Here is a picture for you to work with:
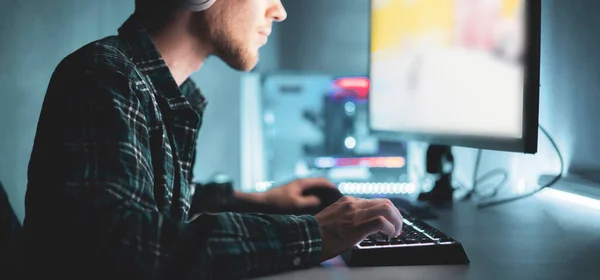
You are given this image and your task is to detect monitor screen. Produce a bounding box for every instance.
[369,0,539,153]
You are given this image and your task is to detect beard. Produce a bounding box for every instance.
[212,33,258,72]
[190,12,258,72]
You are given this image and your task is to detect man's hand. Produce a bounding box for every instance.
[315,196,403,262]
[260,178,337,210]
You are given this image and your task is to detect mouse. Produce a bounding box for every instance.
[297,186,344,215]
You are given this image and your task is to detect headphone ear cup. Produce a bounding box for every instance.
[181,0,216,11]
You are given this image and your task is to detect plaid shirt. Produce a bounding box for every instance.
[21,15,322,279]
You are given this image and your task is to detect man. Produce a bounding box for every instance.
[20,0,403,279]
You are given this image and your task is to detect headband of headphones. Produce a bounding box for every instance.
[180,0,216,11]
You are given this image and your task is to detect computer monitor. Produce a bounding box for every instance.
[368,0,541,154]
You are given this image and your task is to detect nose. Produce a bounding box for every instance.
[270,0,288,22]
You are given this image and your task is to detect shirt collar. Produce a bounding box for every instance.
[117,14,208,113]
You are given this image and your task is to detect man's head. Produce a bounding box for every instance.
[135,0,287,71]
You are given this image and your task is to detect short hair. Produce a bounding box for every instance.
[134,0,179,31]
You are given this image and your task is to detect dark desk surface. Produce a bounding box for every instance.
[255,189,600,280]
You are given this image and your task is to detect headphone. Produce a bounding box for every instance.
[180,0,216,11]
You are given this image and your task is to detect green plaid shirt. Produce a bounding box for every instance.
[21,15,322,279]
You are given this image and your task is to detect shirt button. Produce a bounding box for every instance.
[293,257,301,266]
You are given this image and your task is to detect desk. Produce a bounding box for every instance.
[255,190,600,280]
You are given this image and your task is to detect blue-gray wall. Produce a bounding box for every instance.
[2,0,600,220]
[277,0,370,76]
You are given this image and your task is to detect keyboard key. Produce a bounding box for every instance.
[360,241,375,246]
[439,237,453,243]
[390,239,404,245]
[404,238,418,244]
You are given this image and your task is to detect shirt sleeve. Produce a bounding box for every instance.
[189,182,274,215]
[190,182,236,214]
[40,59,323,279]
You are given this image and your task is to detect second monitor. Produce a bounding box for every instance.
[368,0,541,154]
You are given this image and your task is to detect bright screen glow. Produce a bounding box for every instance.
[370,0,526,139]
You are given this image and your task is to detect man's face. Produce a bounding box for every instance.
[195,0,287,71]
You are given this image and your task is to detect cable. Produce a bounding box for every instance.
[477,125,564,209]
[472,149,483,192]
[460,149,510,201]
[473,168,509,199]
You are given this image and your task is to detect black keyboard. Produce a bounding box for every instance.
[341,211,470,267]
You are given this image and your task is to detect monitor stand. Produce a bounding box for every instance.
[417,144,455,208]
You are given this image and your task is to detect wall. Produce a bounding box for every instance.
[0,0,244,221]
[539,0,600,180]
[0,0,129,221]
[278,0,370,76]
[191,58,242,185]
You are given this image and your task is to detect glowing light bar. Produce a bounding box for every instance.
[314,157,406,169]
[537,188,600,211]
[334,77,370,89]
[253,181,417,195]
[331,77,370,100]
[314,157,336,168]
[338,182,416,195]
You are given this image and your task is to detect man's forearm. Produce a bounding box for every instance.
[228,190,283,214]
[60,183,322,279]
[233,190,267,204]
[195,212,323,279]
[191,183,275,214]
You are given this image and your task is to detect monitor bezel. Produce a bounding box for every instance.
[367,0,541,154]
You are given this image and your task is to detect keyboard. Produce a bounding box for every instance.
[341,211,470,267]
